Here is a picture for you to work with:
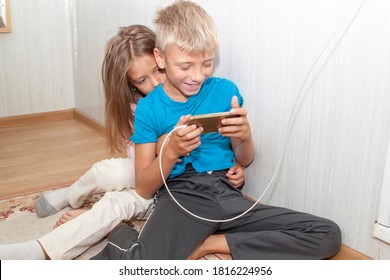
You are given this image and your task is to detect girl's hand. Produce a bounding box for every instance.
[226,162,245,189]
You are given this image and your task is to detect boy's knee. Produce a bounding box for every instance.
[319,220,342,258]
[329,221,342,251]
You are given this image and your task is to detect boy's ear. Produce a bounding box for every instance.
[154,48,166,69]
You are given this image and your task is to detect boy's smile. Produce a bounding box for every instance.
[154,44,215,102]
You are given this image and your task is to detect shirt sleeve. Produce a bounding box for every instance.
[130,99,159,144]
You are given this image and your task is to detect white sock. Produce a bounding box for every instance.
[35,187,70,217]
[43,187,70,210]
[0,240,45,260]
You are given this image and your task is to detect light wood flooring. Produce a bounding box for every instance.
[0,114,124,199]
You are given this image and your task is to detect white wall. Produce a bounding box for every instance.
[0,0,75,117]
[72,0,173,124]
[378,136,390,227]
[1,0,390,259]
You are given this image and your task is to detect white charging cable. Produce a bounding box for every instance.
[158,0,366,223]
[158,125,259,223]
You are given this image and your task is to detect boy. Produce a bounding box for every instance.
[93,0,341,260]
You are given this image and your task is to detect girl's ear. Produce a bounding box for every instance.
[154,48,165,69]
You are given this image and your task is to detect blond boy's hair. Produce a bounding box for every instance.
[154,0,219,54]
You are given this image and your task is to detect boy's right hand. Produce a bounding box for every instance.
[167,115,203,158]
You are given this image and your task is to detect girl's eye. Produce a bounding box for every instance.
[136,78,146,85]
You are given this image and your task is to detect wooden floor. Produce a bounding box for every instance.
[0,116,124,199]
[0,112,371,259]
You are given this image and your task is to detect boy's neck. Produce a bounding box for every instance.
[162,82,191,102]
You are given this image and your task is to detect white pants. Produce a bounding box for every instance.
[38,158,153,260]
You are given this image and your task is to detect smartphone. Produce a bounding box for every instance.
[187,112,239,134]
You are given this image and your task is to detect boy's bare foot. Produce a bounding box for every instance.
[53,209,88,229]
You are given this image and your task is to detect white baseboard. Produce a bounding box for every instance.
[373,223,390,245]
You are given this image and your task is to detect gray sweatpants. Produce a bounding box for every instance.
[92,166,341,260]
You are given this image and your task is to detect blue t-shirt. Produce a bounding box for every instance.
[131,77,243,178]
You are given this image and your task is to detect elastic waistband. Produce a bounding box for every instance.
[173,163,228,178]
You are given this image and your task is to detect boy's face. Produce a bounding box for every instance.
[154,44,215,101]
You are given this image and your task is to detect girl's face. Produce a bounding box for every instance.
[127,54,166,95]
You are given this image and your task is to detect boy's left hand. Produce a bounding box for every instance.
[218,96,252,142]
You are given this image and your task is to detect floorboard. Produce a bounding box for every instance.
[0,118,124,199]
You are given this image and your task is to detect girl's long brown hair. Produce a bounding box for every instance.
[102,25,156,153]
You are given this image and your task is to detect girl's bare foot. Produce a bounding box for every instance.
[53,209,88,229]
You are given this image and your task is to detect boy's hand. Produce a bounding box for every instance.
[156,134,181,162]
[226,162,245,189]
[167,115,203,158]
[218,96,252,142]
